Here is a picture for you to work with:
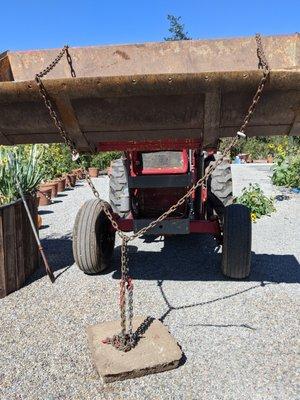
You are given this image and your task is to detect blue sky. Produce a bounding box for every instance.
[1,0,299,51]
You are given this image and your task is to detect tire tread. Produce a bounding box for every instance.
[72,199,115,274]
[222,204,252,279]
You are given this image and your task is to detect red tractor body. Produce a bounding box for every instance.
[100,138,221,237]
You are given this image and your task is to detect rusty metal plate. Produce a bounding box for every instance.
[1,34,299,82]
[0,34,299,149]
[133,218,190,235]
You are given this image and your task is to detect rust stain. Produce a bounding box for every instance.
[114,50,130,60]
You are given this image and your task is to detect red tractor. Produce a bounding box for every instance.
[72,143,251,279]
[0,34,299,281]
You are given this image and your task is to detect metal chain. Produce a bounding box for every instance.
[239,34,270,133]
[255,33,269,70]
[35,34,270,352]
[35,46,79,161]
[102,236,135,352]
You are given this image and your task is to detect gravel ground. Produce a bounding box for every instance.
[0,165,299,400]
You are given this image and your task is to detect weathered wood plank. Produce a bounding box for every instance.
[29,196,39,275]
[0,197,39,297]
[22,197,33,279]
[0,209,6,298]
[15,202,25,289]
[3,204,17,295]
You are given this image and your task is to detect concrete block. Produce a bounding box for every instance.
[87,316,182,382]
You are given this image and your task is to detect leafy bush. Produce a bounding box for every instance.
[219,136,298,160]
[90,152,121,169]
[36,144,70,180]
[236,184,276,222]
[37,144,121,176]
[272,153,300,188]
[0,145,44,205]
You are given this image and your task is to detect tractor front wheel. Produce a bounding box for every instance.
[73,199,115,274]
[221,204,252,279]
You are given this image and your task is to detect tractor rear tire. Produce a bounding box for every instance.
[73,199,115,274]
[109,158,130,217]
[210,156,233,207]
[222,204,252,279]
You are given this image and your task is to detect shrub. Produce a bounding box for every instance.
[236,183,276,222]
[90,152,121,169]
[272,153,300,188]
[37,144,73,180]
[37,144,121,175]
[219,136,296,160]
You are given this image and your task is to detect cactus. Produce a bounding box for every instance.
[0,145,44,205]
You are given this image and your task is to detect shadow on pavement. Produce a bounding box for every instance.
[38,210,54,215]
[26,233,299,286]
[24,234,74,285]
[111,234,300,284]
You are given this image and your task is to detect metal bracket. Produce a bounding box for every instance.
[128,173,192,189]
[134,218,190,235]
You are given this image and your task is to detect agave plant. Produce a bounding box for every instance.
[0,145,45,205]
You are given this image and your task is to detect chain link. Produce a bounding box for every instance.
[35,46,79,161]
[239,34,270,133]
[35,34,270,351]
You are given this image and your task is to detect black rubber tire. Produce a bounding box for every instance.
[72,199,115,274]
[109,158,130,217]
[222,204,252,279]
[210,156,233,207]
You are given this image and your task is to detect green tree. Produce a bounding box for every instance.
[164,15,191,41]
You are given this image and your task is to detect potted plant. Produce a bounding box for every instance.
[87,152,121,177]
[38,187,52,206]
[72,168,85,180]
[0,145,44,297]
[39,181,59,198]
[0,145,45,204]
[53,167,68,192]
[88,165,100,177]
[55,176,66,192]
[37,143,73,192]
[66,172,77,187]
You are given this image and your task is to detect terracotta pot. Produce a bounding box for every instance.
[88,167,99,178]
[253,159,268,164]
[37,188,52,206]
[55,177,66,192]
[78,169,85,179]
[72,168,84,180]
[267,155,274,164]
[37,215,43,229]
[39,182,58,198]
[63,174,71,187]
[35,195,40,208]
[69,174,77,187]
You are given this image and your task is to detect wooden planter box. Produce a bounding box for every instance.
[0,196,39,298]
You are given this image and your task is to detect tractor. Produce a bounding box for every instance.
[0,33,299,280]
[72,145,249,278]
